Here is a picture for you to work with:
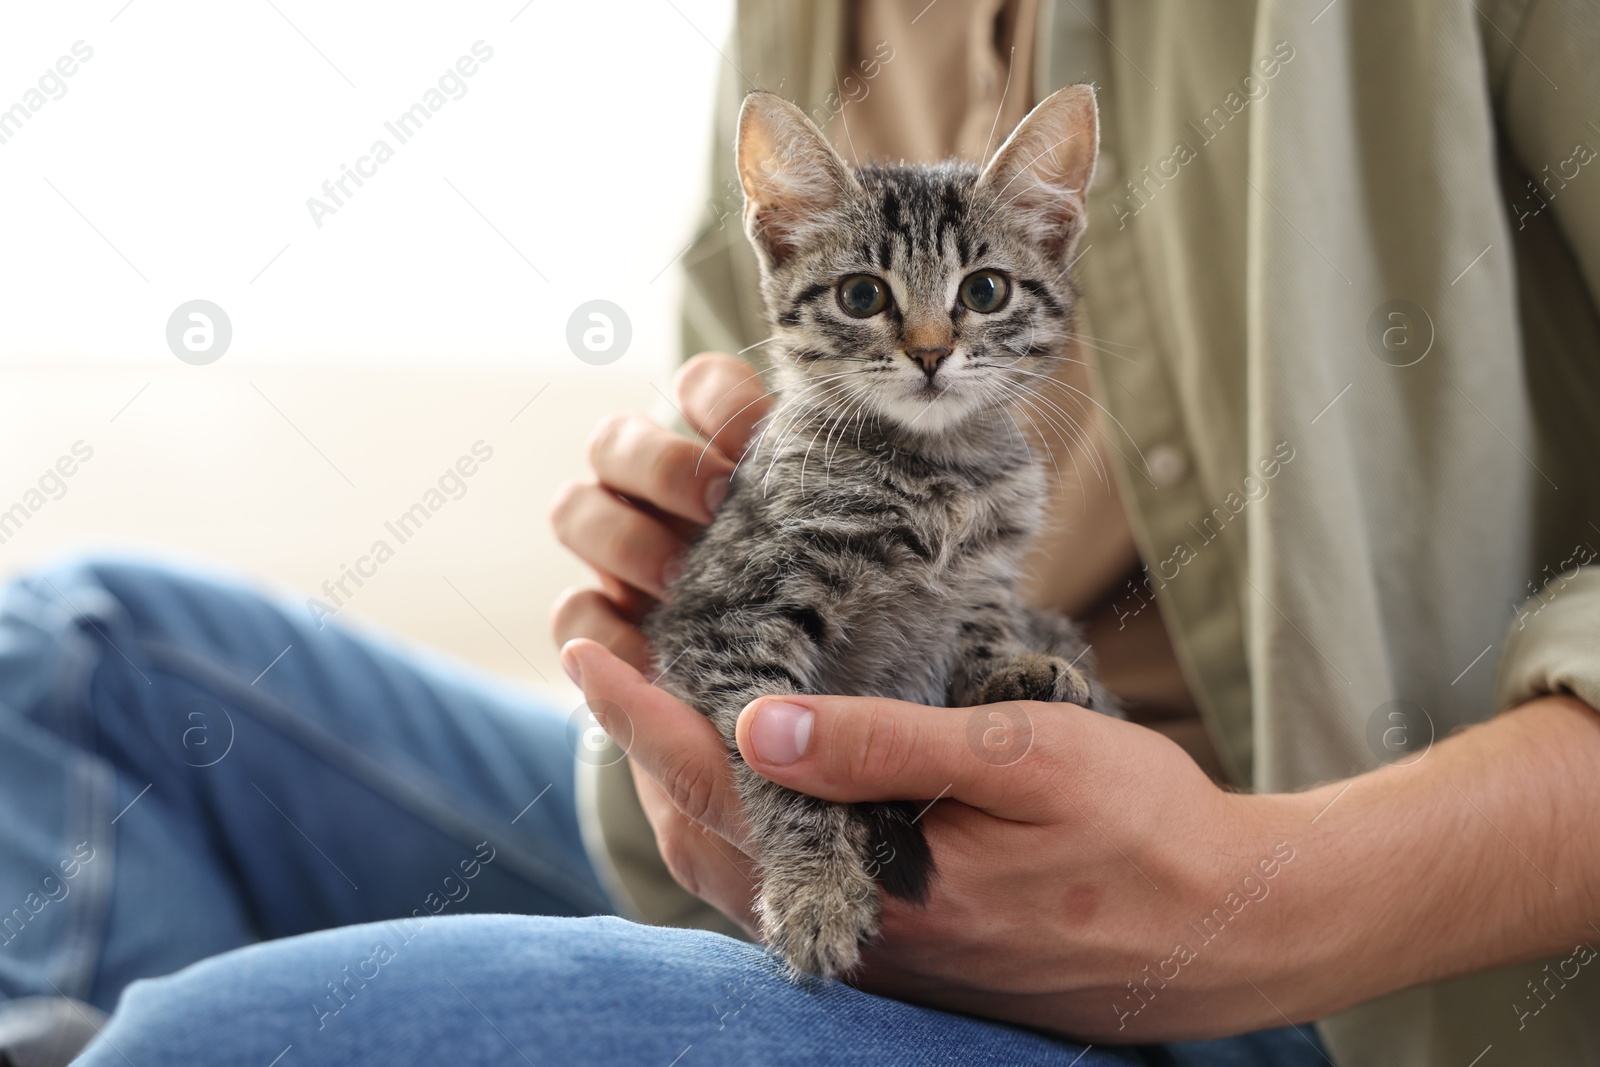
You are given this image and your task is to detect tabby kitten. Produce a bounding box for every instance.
[644,85,1114,979]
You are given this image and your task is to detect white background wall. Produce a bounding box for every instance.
[0,0,737,693]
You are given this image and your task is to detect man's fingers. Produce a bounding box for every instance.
[558,630,760,933]
[676,353,771,460]
[588,412,734,525]
[549,480,685,598]
[549,587,653,674]
[593,572,657,626]
[629,762,759,936]
[560,638,752,848]
[734,695,1079,821]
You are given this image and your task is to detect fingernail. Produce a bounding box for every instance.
[704,476,730,515]
[661,555,684,589]
[751,701,813,766]
[560,645,583,688]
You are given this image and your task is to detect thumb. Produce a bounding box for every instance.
[734,695,1064,821]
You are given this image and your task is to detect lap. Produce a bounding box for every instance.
[74,915,1139,1067]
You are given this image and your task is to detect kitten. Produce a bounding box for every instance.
[644,85,1115,979]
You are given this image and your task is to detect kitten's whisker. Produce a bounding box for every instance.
[1063,334,1137,365]
[983,379,1069,497]
[993,378,1089,503]
[986,374,1076,450]
[757,379,861,495]
[754,380,849,465]
[768,373,862,438]
[990,390,1035,464]
[1016,393,1097,497]
[833,62,862,168]
[986,374,1104,490]
[995,382,1093,501]
[727,369,862,477]
[1070,331,1143,352]
[765,368,882,493]
[696,387,784,475]
[763,408,825,494]
[688,347,810,476]
[813,381,869,488]
[1003,378,1109,485]
[902,397,939,429]
[972,317,1089,372]
[1017,399,1094,505]
[735,335,784,356]
[737,390,826,487]
[1000,367,1150,475]
[971,345,1090,371]
[835,381,880,471]
[821,382,869,478]
[844,393,875,466]
[798,392,849,492]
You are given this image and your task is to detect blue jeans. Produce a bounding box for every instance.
[0,556,1328,1066]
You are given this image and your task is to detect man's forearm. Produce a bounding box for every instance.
[1256,695,1600,1020]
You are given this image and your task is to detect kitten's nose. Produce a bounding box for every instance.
[906,346,952,378]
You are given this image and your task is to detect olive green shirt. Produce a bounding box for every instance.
[577,2,1600,1063]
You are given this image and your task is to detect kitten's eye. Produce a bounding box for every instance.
[837,275,889,318]
[959,270,1010,314]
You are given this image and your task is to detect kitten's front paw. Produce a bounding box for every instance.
[758,862,880,980]
[976,653,1093,706]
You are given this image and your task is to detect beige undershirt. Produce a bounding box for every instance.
[833,0,1219,776]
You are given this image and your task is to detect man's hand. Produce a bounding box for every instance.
[559,638,1310,1040]
[560,639,1600,1044]
[548,351,769,671]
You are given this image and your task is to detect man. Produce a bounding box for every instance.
[552,1,1600,1065]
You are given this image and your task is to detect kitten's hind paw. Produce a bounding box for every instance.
[757,863,880,980]
[976,653,1094,706]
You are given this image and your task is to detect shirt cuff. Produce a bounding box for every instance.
[1493,564,1600,713]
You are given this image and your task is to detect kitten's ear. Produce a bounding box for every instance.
[977,84,1099,261]
[736,90,855,267]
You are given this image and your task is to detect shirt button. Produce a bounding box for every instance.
[1147,444,1188,487]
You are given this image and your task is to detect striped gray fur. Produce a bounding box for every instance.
[644,86,1115,979]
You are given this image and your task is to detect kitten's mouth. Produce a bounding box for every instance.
[912,380,947,400]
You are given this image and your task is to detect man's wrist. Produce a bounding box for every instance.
[1237,695,1600,1022]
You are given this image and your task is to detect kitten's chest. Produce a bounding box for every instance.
[799,467,1040,704]
[900,465,1042,569]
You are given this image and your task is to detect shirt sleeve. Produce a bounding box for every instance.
[1496,566,1600,712]
[1485,0,1600,712]
[1482,0,1600,300]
